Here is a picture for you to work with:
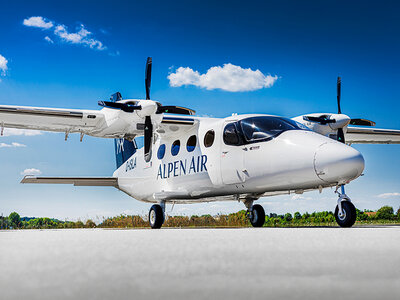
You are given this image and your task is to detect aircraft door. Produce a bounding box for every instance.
[220,122,246,184]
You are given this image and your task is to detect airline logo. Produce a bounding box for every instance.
[116,138,124,154]
[157,155,207,179]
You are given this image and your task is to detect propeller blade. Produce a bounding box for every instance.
[98,101,141,113]
[144,116,153,162]
[157,105,196,115]
[110,92,122,102]
[337,77,341,114]
[337,127,345,143]
[350,118,376,126]
[145,57,152,100]
[303,115,336,125]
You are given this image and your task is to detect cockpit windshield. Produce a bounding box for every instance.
[239,116,308,142]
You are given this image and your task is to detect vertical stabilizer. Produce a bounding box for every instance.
[114,138,136,169]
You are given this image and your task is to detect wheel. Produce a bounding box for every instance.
[249,204,265,227]
[334,201,356,227]
[149,204,164,229]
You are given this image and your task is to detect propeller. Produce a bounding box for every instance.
[336,77,346,143]
[303,115,336,125]
[145,57,152,100]
[98,100,141,112]
[98,57,196,161]
[144,116,153,162]
[110,92,122,102]
[304,77,375,143]
[143,57,153,161]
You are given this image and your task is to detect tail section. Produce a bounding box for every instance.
[114,138,136,169]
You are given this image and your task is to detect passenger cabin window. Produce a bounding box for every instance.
[171,140,181,156]
[186,135,197,152]
[204,130,215,148]
[223,123,240,145]
[157,144,166,159]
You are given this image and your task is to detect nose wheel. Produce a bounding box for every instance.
[243,199,265,227]
[334,186,357,227]
[149,203,165,229]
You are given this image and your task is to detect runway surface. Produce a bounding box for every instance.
[1,227,400,300]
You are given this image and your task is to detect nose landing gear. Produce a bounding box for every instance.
[334,186,357,227]
[243,199,265,227]
[149,202,165,229]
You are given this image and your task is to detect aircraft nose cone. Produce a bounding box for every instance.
[314,142,365,184]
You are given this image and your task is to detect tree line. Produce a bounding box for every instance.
[1,206,400,229]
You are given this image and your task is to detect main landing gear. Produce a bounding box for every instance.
[244,199,265,227]
[334,185,357,228]
[149,202,165,229]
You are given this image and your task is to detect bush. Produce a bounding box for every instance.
[85,219,96,228]
[8,212,21,229]
[284,213,293,222]
[376,206,394,220]
[356,209,368,221]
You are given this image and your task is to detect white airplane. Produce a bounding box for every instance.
[1,58,399,228]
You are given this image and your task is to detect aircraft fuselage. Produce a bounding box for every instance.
[114,114,365,203]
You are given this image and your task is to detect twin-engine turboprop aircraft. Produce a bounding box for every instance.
[1,58,399,228]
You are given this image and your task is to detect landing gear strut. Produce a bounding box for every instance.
[149,202,165,229]
[334,185,357,227]
[244,199,265,227]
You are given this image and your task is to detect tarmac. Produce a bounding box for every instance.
[1,227,400,300]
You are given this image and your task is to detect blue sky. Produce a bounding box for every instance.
[0,0,399,220]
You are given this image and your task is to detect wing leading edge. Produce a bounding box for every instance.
[346,127,400,144]
[0,104,105,135]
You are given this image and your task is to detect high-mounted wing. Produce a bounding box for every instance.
[346,127,400,144]
[21,176,118,187]
[0,105,106,137]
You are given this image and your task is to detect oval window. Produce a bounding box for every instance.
[204,130,215,148]
[171,140,181,156]
[186,135,197,152]
[157,144,166,159]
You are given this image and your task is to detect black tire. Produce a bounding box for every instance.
[250,204,265,227]
[334,201,356,228]
[149,204,164,229]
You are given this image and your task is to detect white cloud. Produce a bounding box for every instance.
[21,168,42,176]
[168,63,278,92]
[291,194,313,201]
[2,128,42,137]
[23,16,53,29]
[377,192,400,199]
[54,24,106,50]
[23,16,106,51]
[0,54,8,76]
[0,142,26,148]
[44,36,54,43]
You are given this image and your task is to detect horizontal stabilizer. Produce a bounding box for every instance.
[21,176,118,187]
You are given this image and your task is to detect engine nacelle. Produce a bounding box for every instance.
[292,113,350,139]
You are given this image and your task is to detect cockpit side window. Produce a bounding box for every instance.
[223,123,240,145]
[239,116,300,143]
